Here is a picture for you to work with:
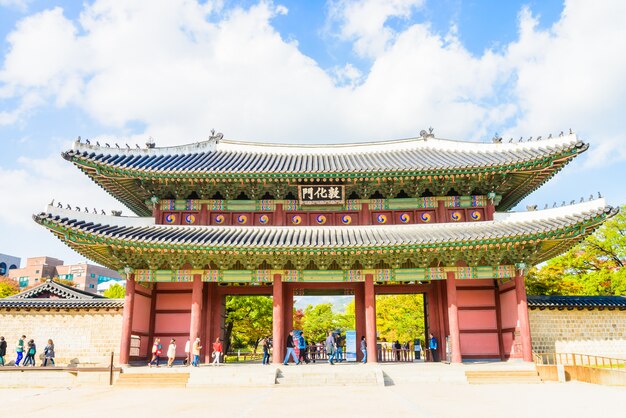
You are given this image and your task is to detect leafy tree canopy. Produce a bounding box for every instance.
[225,296,273,352]
[103,283,126,298]
[526,205,626,296]
[0,276,20,298]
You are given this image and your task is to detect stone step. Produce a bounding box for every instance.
[116,372,190,387]
[465,370,542,384]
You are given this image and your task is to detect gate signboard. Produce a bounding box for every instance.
[298,185,345,205]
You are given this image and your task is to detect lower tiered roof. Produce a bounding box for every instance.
[33,199,616,272]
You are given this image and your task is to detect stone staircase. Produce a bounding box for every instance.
[465,370,542,384]
[380,363,468,385]
[115,372,190,388]
[275,365,383,386]
[186,365,276,387]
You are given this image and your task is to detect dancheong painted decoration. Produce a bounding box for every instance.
[35,131,617,365]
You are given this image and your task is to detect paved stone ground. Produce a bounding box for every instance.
[0,380,622,418]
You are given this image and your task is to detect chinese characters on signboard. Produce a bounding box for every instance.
[298,185,345,205]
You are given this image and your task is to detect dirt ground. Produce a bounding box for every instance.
[0,380,623,418]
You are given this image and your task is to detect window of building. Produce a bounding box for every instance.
[89,284,95,289]
[35,270,40,274]
[91,273,96,278]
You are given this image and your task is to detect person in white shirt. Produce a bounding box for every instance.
[184,338,191,366]
[167,339,177,367]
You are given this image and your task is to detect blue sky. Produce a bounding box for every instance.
[1,0,626,269]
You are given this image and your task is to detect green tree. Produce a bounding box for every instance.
[103,283,126,298]
[224,296,273,353]
[0,276,20,298]
[526,205,626,296]
[376,294,425,343]
[301,303,338,343]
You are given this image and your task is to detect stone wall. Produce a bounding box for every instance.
[529,308,626,359]
[0,309,123,366]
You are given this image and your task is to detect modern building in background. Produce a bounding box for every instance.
[8,257,122,293]
[0,253,20,276]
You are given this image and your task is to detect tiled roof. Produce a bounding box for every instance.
[10,279,106,300]
[0,299,124,309]
[63,134,586,175]
[527,295,626,309]
[34,199,614,250]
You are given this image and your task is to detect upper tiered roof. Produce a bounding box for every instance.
[33,199,616,271]
[62,133,588,215]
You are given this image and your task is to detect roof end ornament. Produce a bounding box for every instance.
[146,137,156,149]
[209,129,224,144]
[419,127,434,140]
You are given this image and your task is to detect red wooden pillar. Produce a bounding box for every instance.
[203,282,215,363]
[272,273,285,363]
[190,275,203,342]
[285,285,294,333]
[446,272,462,363]
[209,288,222,359]
[119,274,135,365]
[364,274,377,363]
[515,272,533,362]
[354,282,366,361]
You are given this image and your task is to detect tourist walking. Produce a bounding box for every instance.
[14,335,25,367]
[167,339,177,367]
[211,337,223,366]
[414,339,421,360]
[0,336,6,366]
[298,332,309,364]
[184,338,191,366]
[360,336,367,364]
[325,331,336,365]
[261,337,270,365]
[148,337,162,367]
[282,331,299,365]
[336,334,343,362]
[43,339,55,367]
[428,333,438,362]
[192,337,202,367]
[23,339,36,367]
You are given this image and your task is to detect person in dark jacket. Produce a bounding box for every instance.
[43,339,55,367]
[261,337,270,365]
[298,332,309,364]
[23,339,36,367]
[282,331,299,365]
[0,336,7,366]
[428,333,438,362]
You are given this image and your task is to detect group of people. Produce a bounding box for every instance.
[276,331,369,366]
[0,335,55,367]
[147,336,224,368]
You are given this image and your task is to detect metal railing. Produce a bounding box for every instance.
[533,352,626,371]
[378,347,414,362]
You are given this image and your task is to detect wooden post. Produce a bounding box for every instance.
[446,272,462,363]
[364,274,377,363]
[203,282,215,363]
[354,282,366,361]
[515,272,533,362]
[119,274,135,365]
[109,351,114,386]
[272,273,285,364]
[189,275,203,344]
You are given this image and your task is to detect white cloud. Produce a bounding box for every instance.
[0,0,30,12]
[504,1,626,166]
[0,0,625,262]
[327,0,424,58]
